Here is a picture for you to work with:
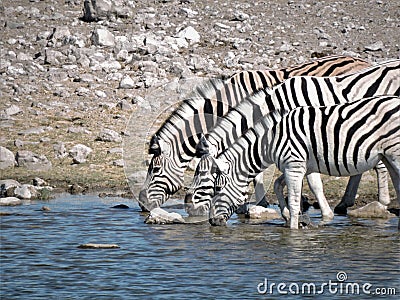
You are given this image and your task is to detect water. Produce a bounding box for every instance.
[1,195,399,299]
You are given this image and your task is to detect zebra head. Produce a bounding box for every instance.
[184,135,222,216]
[184,154,224,216]
[138,135,184,211]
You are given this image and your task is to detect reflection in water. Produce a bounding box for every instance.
[1,195,399,299]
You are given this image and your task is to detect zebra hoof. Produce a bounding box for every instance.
[334,204,348,215]
[209,215,227,226]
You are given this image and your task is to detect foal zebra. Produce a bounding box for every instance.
[198,95,400,229]
[185,59,400,216]
[138,56,370,211]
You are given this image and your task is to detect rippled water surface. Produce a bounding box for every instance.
[1,195,399,299]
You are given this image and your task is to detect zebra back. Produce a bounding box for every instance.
[204,59,400,156]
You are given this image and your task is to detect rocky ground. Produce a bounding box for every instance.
[0,0,399,208]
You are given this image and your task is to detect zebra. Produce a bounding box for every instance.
[138,56,371,211]
[195,95,400,229]
[185,59,400,216]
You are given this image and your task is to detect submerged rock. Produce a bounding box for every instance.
[77,243,120,249]
[145,207,185,224]
[348,201,395,219]
[246,205,282,220]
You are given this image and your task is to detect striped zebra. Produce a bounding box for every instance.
[197,95,400,229]
[138,56,371,211]
[185,59,400,216]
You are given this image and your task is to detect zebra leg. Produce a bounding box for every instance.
[375,161,391,205]
[253,173,269,207]
[285,166,306,230]
[306,173,334,221]
[273,174,290,226]
[380,156,400,229]
[334,174,362,215]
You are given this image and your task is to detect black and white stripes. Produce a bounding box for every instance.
[205,95,400,229]
[185,59,399,216]
[138,55,371,211]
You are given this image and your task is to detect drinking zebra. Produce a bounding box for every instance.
[196,95,400,229]
[138,56,371,211]
[185,59,400,216]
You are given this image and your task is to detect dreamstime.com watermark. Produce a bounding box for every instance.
[257,272,397,296]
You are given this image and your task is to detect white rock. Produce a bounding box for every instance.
[91,28,115,47]
[348,201,395,218]
[145,207,185,224]
[4,104,22,116]
[50,26,71,41]
[69,144,93,164]
[119,75,135,89]
[0,197,22,206]
[247,205,282,220]
[96,129,122,143]
[365,41,384,51]
[16,150,52,171]
[14,184,36,199]
[177,26,200,44]
[0,146,15,169]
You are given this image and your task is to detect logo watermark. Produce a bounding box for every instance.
[257,272,397,296]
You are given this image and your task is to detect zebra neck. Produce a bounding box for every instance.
[227,122,276,184]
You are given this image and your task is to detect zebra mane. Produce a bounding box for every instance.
[150,76,229,145]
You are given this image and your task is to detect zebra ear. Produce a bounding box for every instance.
[196,134,210,157]
[213,157,229,174]
[149,135,161,155]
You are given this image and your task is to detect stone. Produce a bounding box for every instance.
[33,177,48,187]
[18,126,52,135]
[0,197,22,206]
[49,26,71,41]
[0,179,21,197]
[116,99,132,110]
[348,201,395,219]
[18,51,32,62]
[233,11,249,21]
[78,243,120,249]
[177,26,200,44]
[96,129,122,143]
[45,49,67,65]
[119,75,135,89]
[16,150,52,171]
[247,205,282,220]
[111,204,129,209]
[112,159,124,167]
[364,41,384,51]
[132,95,151,110]
[4,104,22,116]
[53,142,68,159]
[91,28,115,47]
[144,207,186,224]
[0,146,15,169]
[107,147,123,154]
[67,126,92,134]
[14,184,37,199]
[127,171,147,184]
[69,144,92,164]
